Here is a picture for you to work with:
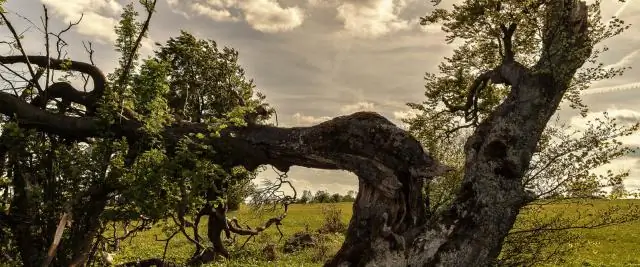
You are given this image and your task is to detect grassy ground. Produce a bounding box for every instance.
[113,200,640,266]
[545,200,640,266]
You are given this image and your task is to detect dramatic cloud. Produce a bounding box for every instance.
[335,0,414,38]
[169,0,304,33]
[41,0,121,42]
[240,0,305,32]
[190,2,238,22]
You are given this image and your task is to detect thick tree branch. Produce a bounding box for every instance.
[0,91,450,182]
[537,0,591,77]
[499,23,517,62]
[0,91,134,139]
[30,82,94,109]
[228,213,286,237]
[0,88,452,265]
[442,60,530,124]
[0,56,106,112]
[442,71,492,122]
[0,56,106,91]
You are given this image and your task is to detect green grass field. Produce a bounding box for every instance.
[112,200,640,266]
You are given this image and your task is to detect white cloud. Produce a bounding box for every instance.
[582,82,640,95]
[166,0,189,17]
[291,112,331,126]
[41,0,122,42]
[392,109,419,121]
[590,157,640,192]
[239,0,305,33]
[307,0,416,37]
[178,0,304,33]
[339,101,375,114]
[190,2,239,21]
[390,109,419,127]
[335,0,413,38]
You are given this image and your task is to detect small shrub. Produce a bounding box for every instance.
[318,205,347,234]
[262,243,277,261]
[311,234,330,263]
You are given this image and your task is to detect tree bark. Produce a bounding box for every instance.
[0,0,592,266]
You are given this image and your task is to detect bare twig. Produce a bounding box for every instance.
[0,12,43,94]
[50,14,82,61]
[169,215,207,249]
[42,6,51,99]
[81,41,95,91]
[155,229,179,263]
[250,169,297,211]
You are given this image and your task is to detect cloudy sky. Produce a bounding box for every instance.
[3,0,640,195]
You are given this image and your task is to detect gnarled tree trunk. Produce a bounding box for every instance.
[0,0,591,266]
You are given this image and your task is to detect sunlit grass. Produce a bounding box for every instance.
[114,200,640,266]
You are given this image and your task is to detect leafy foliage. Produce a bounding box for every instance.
[0,2,270,265]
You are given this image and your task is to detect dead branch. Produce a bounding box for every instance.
[250,168,297,211]
[50,14,83,61]
[0,12,44,94]
[228,212,288,248]
[0,55,106,95]
[169,215,207,249]
[42,6,51,96]
[155,229,179,263]
[42,212,69,267]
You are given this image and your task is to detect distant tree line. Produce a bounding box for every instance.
[295,190,357,204]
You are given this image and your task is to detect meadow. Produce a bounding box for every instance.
[113,200,640,267]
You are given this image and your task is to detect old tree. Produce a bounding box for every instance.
[0,0,631,266]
